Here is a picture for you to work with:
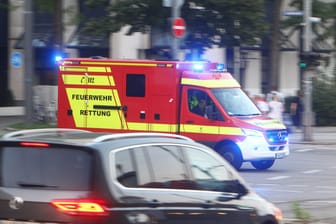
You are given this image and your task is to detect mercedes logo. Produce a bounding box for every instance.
[9,196,24,210]
[277,131,285,140]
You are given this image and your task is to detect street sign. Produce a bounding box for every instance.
[283,10,303,16]
[172,17,186,38]
[11,52,23,68]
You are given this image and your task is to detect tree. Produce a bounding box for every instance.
[282,0,336,126]
[282,0,335,54]
[80,0,268,58]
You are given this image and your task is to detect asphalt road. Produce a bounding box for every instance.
[1,116,336,223]
[240,140,336,224]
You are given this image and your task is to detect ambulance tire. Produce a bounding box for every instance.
[251,160,275,170]
[219,144,243,170]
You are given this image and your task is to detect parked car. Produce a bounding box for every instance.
[0,128,283,224]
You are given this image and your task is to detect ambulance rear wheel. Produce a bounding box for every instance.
[251,160,275,170]
[219,144,242,170]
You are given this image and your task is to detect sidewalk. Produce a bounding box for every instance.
[289,127,336,145]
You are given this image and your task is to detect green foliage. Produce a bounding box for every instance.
[80,0,268,54]
[291,201,311,224]
[282,0,336,48]
[312,71,336,126]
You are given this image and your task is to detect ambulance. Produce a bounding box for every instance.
[57,58,289,170]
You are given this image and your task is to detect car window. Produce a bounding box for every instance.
[184,147,235,192]
[115,145,195,190]
[115,149,138,187]
[0,147,92,190]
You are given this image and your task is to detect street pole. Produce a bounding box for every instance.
[24,0,34,124]
[302,0,313,141]
[171,0,181,60]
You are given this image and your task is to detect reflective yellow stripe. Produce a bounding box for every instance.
[246,119,286,129]
[182,124,243,135]
[127,122,148,131]
[109,76,115,86]
[62,60,174,68]
[113,89,127,128]
[123,122,242,135]
[150,123,178,132]
[83,61,161,67]
[181,78,240,88]
[127,122,178,132]
[60,66,111,72]
[62,75,114,86]
[60,66,87,72]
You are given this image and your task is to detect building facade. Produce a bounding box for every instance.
[5,0,335,108]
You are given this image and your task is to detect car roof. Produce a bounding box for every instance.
[1,128,198,148]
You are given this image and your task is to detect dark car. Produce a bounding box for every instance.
[0,128,283,224]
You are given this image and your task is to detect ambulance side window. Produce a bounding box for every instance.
[126,74,145,97]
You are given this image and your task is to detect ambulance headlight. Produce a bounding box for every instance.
[242,128,264,138]
[242,128,265,150]
[192,63,204,72]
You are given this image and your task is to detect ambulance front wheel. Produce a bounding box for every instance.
[251,160,275,170]
[218,144,243,170]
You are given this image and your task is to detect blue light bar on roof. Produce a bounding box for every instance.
[216,63,225,71]
[192,63,204,72]
[55,55,63,62]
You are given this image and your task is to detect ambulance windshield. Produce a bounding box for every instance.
[212,88,261,116]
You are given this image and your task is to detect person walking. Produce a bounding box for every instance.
[254,94,269,115]
[267,94,284,122]
[290,90,304,130]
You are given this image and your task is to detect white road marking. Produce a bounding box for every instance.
[296,148,314,152]
[267,175,290,180]
[302,169,322,174]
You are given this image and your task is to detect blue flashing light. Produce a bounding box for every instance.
[216,63,225,71]
[193,63,204,72]
[55,55,63,62]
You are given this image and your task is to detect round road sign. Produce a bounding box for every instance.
[172,17,186,38]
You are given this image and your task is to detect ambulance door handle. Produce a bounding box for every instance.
[186,120,194,124]
[140,111,146,119]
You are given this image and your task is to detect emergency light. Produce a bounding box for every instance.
[192,63,204,72]
[216,63,225,71]
[55,55,63,62]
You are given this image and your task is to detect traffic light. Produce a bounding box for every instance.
[299,52,321,69]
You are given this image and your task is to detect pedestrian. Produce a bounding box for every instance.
[266,87,284,104]
[254,94,269,115]
[290,90,304,130]
[267,94,284,122]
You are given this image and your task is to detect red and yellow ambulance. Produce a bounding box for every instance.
[57,58,289,170]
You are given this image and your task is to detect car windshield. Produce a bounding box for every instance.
[212,88,261,116]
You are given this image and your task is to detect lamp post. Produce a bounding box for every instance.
[302,0,314,141]
[24,0,34,124]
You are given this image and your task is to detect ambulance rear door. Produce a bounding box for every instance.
[118,69,150,132]
[59,63,128,131]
